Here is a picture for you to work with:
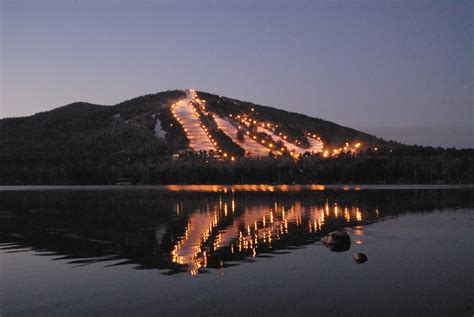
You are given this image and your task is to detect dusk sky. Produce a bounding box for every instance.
[1,1,472,147]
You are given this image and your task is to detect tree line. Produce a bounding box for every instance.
[1,149,472,185]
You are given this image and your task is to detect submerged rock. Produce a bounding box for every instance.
[353,252,368,264]
[321,231,351,252]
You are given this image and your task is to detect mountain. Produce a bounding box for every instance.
[0,89,397,160]
[1,89,471,185]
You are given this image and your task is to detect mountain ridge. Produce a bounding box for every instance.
[1,89,471,185]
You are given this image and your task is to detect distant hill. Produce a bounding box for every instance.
[0,89,398,163]
[1,89,471,185]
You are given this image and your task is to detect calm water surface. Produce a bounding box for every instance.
[0,186,473,316]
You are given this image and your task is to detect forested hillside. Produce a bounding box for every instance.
[0,89,472,185]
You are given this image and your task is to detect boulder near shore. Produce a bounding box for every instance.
[321,231,351,252]
[353,252,368,264]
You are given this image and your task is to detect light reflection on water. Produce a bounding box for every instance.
[0,188,471,275]
[165,184,327,192]
[170,198,376,275]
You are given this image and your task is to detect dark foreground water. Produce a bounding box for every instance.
[0,185,473,316]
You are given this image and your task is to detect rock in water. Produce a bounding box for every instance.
[353,252,368,264]
[321,231,351,252]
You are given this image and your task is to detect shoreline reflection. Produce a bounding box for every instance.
[170,197,379,275]
[0,189,471,275]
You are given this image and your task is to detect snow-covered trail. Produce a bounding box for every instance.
[255,126,323,154]
[307,138,323,153]
[174,89,323,155]
[153,117,166,138]
[254,126,307,154]
[174,97,216,152]
[214,116,271,156]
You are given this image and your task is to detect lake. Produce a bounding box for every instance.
[0,185,473,316]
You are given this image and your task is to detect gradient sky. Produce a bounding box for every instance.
[1,0,472,147]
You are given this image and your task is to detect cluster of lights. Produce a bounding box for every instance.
[230,113,376,159]
[232,113,323,156]
[305,132,324,151]
[237,125,287,155]
[171,198,237,275]
[188,91,236,161]
[317,141,364,158]
[170,197,373,275]
[238,114,307,148]
[231,114,301,156]
[170,100,184,127]
[181,89,375,160]
[235,114,297,145]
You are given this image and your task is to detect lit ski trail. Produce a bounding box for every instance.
[255,126,323,154]
[174,94,216,152]
[253,126,306,155]
[176,89,323,155]
[307,138,324,153]
[214,116,271,156]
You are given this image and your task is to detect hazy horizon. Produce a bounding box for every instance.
[1,1,472,148]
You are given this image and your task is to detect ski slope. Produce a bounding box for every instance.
[214,116,271,156]
[174,89,324,156]
[174,99,216,152]
[255,126,323,154]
